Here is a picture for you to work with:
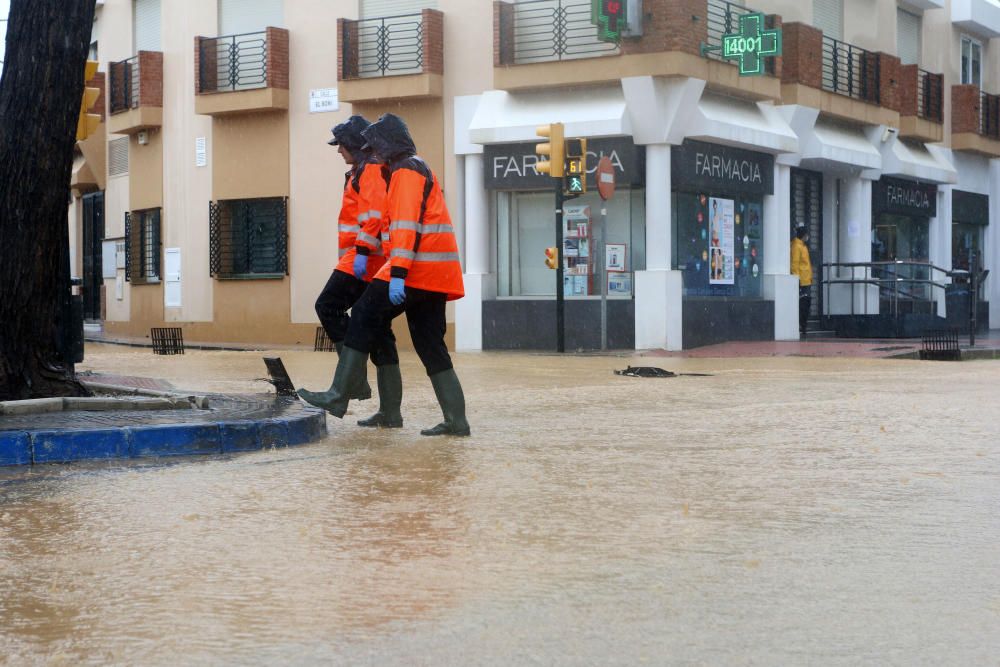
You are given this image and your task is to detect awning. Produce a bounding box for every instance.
[777,105,882,174]
[871,135,958,184]
[467,87,629,145]
[685,92,798,155]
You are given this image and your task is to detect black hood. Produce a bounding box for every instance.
[360,113,417,163]
[328,115,371,158]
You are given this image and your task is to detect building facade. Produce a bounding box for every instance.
[69,0,1000,350]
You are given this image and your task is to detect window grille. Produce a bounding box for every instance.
[109,137,129,176]
[125,208,162,284]
[209,197,288,279]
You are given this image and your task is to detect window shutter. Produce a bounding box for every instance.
[359,0,436,18]
[109,137,129,177]
[897,9,921,66]
[219,0,284,35]
[133,0,161,53]
[812,0,843,41]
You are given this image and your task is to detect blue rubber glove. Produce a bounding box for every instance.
[388,277,406,305]
[352,254,367,279]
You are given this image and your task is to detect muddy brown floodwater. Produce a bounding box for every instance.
[1,344,999,665]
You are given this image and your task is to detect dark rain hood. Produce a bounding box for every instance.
[360,113,417,164]
[328,115,371,162]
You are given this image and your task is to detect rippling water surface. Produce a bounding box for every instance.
[1,347,998,665]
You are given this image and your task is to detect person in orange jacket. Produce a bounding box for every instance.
[298,113,470,437]
[308,115,387,402]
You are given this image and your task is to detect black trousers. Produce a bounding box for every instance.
[314,270,367,344]
[345,279,453,375]
[799,286,811,334]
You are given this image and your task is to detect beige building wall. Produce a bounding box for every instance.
[162,0,217,324]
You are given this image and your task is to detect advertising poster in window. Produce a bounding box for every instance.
[709,197,735,285]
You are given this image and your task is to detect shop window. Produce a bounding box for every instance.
[872,213,930,302]
[672,192,764,298]
[496,188,645,297]
[209,197,288,279]
[952,223,986,300]
[124,208,161,284]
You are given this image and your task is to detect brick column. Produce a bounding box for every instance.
[898,64,918,117]
[952,84,981,134]
[265,27,289,89]
[338,18,359,79]
[621,0,707,57]
[494,1,514,67]
[780,22,823,89]
[137,51,163,108]
[422,9,444,75]
[875,52,900,110]
[195,36,218,94]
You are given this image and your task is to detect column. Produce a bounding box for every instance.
[988,160,1000,328]
[634,144,683,351]
[763,163,798,340]
[931,186,952,319]
[455,154,493,351]
[839,176,877,315]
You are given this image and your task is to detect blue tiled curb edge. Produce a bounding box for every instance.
[0,408,327,467]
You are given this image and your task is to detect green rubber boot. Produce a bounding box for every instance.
[420,368,471,437]
[298,346,369,418]
[335,341,371,400]
[357,364,404,428]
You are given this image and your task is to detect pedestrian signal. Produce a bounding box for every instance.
[563,138,587,196]
[535,123,564,178]
[544,246,560,270]
[77,60,101,141]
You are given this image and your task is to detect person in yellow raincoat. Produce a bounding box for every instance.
[791,224,813,336]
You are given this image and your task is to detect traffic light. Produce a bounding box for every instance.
[563,138,587,197]
[535,123,564,178]
[77,60,101,141]
[544,246,560,270]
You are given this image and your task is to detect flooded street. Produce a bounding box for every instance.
[1,344,999,665]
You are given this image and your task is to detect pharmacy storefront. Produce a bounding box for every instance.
[481,137,646,349]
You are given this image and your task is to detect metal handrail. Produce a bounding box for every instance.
[917,69,943,123]
[350,12,424,77]
[821,35,879,103]
[822,260,950,318]
[510,0,619,64]
[109,55,140,113]
[199,30,267,93]
[704,0,775,74]
[979,89,1000,139]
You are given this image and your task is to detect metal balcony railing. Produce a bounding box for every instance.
[509,0,619,64]
[917,69,943,123]
[979,89,1000,139]
[349,13,424,77]
[109,55,140,114]
[199,31,267,93]
[821,36,879,104]
[704,0,776,75]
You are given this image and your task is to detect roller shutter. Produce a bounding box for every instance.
[133,0,161,53]
[812,0,843,41]
[219,0,284,35]
[360,0,436,19]
[896,8,922,66]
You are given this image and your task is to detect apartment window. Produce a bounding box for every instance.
[209,197,288,279]
[962,36,982,87]
[813,0,843,41]
[133,0,161,53]
[896,8,921,66]
[125,208,162,284]
[108,137,129,177]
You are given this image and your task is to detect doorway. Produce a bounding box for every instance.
[791,168,823,326]
[81,191,105,321]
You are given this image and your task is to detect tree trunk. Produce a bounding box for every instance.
[0,0,95,400]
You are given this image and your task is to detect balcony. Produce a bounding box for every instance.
[108,51,163,135]
[493,0,780,100]
[898,66,944,143]
[952,0,1000,39]
[194,27,289,116]
[951,84,1000,157]
[780,23,899,127]
[337,9,443,103]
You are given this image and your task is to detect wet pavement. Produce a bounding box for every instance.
[1,343,999,664]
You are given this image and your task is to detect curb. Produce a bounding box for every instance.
[0,407,327,467]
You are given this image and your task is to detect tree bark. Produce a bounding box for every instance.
[0,0,95,400]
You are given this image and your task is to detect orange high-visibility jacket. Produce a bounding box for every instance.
[335,162,386,281]
[374,160,464,300]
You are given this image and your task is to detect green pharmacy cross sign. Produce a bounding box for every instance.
[700,12,782,76]
[592,0,626,43]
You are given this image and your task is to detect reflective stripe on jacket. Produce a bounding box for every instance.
[374,163,464,300]
[791,237,813,287]
[335,162,386,280]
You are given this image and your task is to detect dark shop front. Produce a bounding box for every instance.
[871,176,937,314]
[482,137,646,350]
[949,189,990,331]
[670,139,775,348]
